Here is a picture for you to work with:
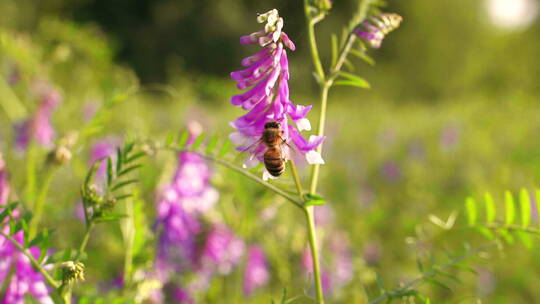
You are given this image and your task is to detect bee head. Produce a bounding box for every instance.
[264,121,280,129]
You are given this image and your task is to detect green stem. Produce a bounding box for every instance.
[309,84,330,195]
[122,199,135,288]
[165,147,303,209]
[304,206,325,303]
[303,0,326,82]
[288,160,304,199]
[75,221,95,261]
[29,168,55,238]
[0,231,60,289]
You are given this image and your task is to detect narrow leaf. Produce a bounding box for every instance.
[94,214,128,222]
[349,49,375,66]
[205,135,219,154]
[115,194,133,201]
[118,165,142,177]
[304,199,325,206]
[116,148,123,174]
[426,278,452,292]
[484,192,496,223]
[338,72,370,87]
[123,142,134,157]
[106,157,113,187]
[504,191,515,225]
[465,197,477,226]
[165,133,175,147]
[191,133,205,150]
[112,179,138,191]
[518,231,533,248]
[177,131,190,148]
[125,152,145,164]
[519,189,531,227]
[218,139,232,157]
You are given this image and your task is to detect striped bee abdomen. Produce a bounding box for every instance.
[263,148,285,177]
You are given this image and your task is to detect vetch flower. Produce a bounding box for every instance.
[0,159,53,304]
[354,13,403,48]
[15,87,61,151]
[243,245,270,295]
[155,122,219,281]
[229,9,326,178]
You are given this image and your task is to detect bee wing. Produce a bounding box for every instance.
[279,136,300,161]
[240,138,265,154]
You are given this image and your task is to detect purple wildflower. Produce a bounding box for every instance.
[229,9,325,179]
[199,224,245,275]
[15,88,61,151]
[354,13,403,48]
[155,122,219,281]
[0,159,53,304]
[243,245,270,295]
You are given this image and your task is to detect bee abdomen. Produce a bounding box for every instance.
[264,149,285,177]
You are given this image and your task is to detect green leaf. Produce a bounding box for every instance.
[118,165,142,177]
[504,191,515,225]
[125,152,145,164]
[165,132,175,147]
[331,33,338,67]
[477,226,495,239]
[520,189,531,227]
[426,278,452,292]
[349,48,375,66]
[484,192,496,223]
[218,139,232,157]
[84,162,100,186]
[465,197,477,226]
[111,179,138,191]
[94,214,128,222]
[337,72,370,88]
[123,142,134,157]
[115,194,133,201]
[0,202,17,223]
[115,147,123,174]
[499,229,514,244]
[177,131,190,148]
[191,133,205,150]
[106,157,113,187]
[29,230,45,248]
[205,135,219,154]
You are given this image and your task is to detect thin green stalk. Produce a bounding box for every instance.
[29,168,55,238]
[25,145,38,208]
[309,84,330,195]
[304,206,325,303]
[0,231,60,289]
[288,160,304,199]
[75,221,95,261]
[165,147,303,209]
[303,0,325,82]
[122,199,135,288]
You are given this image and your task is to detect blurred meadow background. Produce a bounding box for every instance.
[1,0,540,303]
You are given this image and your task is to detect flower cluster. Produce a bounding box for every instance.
[155,123,249,301]
[15,86,61,151]
[229,9,325,175]
[0,156,53,304]
[243,245,270,295]
[354,13,403,48]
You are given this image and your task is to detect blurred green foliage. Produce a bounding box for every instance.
[2,0,540,303]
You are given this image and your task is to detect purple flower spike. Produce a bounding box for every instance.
[155,122,219,281]
[243,245,270,295]
[15,87,61,151]
[354,13,403,48]
[229,9,325,179]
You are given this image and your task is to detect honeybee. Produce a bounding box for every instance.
[261,121,287,177]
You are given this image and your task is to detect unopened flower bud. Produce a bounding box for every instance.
[314,0,332,11]
[53,146,72,165]
[61,261,85,285]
